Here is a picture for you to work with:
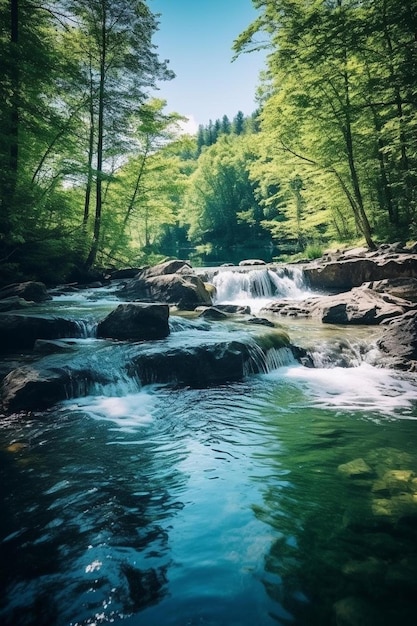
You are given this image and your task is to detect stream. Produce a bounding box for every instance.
[1,267,417,625]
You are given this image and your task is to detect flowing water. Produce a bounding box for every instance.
[2,268,417,625]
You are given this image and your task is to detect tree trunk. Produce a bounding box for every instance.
[85,5,106,269]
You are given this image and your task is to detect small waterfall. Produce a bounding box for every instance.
[212,266,309,304]
[73,319,98,338]
[243,340,296,376]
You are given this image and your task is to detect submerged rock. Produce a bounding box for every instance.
[338,458,374,478]
[333,595,385,626]
[97,303,170,341]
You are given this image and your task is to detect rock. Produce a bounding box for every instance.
[109,268,141,279]
[1,366,73,412]
[377,310,417,370]
[338,458,374,478]
[366,277,417,302]
[0,328,300,413]
[213,304,251,315]
[119,273,212,310]
[261,284,412,325]
[131,259,192,280]
[0,314,81,352]
[97,303,170,341]
[33,339,79,355]
[1,364,110,413]
[304,255,417,290]
[0,281,51,303]
[198,307,229,320]
[0,296,35,312]
[238,259,266,266]
[333,595,385,626]
[247,317,275,327]
[203,282,216,298]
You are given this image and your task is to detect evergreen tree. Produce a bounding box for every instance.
[221,115,232,135]
[233,110,245,135]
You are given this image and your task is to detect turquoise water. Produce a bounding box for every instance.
[1,275,417,625]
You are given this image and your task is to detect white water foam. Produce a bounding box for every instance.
[64,391,156,432]
[265,363,417,417]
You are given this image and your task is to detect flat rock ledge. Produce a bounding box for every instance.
[1,331,298,414]
[260,284,416,325]
[303,244,417,290]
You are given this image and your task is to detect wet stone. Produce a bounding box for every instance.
[338,458,374,478]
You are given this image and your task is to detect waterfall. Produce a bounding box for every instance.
[73,319,98,338]
[211,266,309,306]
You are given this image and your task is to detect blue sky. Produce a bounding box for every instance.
[150,0,266,132]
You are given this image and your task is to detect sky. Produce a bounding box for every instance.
[150,0,267,133]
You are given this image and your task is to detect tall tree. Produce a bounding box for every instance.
[235,0,417,246]
[66,0,173,268]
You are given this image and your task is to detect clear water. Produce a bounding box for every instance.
[1,269,417,626]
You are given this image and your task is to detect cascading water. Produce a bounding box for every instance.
[210,265,310,313]
[2,267,417,626]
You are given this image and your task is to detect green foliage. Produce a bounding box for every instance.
[183,134,272,261]
[235,0,417,248]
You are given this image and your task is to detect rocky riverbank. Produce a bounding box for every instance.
[1,245,417,414]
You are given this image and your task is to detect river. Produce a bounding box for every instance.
[1,267,417,625]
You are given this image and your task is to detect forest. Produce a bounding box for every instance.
[1,0,416,285]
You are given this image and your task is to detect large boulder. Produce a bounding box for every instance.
[127,331,292,387]
[131,259,192,281]
[0,281,51,303]
[119,273,212,310]
[303,255,417,290]
[97,303,170,341]
[1,364,110,413]
[1,366,74,412]
[261,285,414,325]
[0,314,82,352]
[377,310,417,370]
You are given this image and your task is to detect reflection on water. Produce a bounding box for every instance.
[2,369,417,625]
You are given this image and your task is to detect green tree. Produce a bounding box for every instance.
[66,0,173,269]
[184,134,268,258]
[235,0,417,247]
[0,0,83,282]
[233,110,245,135]
[102,99,188,264]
